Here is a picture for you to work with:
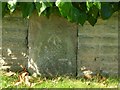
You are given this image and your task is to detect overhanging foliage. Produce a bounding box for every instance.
[1,1,120,26]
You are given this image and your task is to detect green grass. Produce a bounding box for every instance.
[0,71,119,89]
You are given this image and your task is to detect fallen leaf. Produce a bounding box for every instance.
[15,71,28,86]
[4,71,16,76]
[14,64,41,87]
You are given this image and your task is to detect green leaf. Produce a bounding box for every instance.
[42,7,60,18]
[86,2,93,11]
[20,2,34,18]
[44,2,53,7]
[78,11,87,26]
[0,2,1,18]
[87,15,97,26]
[87,5,99,26]
[2,2,7,17]
[111,2,120,12]
[56,0,72,17]
[67,7,87,26]
[88,5,99,19]
[79,2,87,12]
[35,2,53,16]
[93,2,101,10]
[42,7,51,17]
[101,2,113,20]
[2,2,7,11]
[7,0,17,13]
[86,2,101,11]
[35,2,46,16]
[67,7,79,22]
[56,1,87,25]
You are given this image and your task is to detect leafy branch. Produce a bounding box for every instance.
[1,1,120,26]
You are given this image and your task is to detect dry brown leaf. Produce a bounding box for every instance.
[84,74,92,79]
[14,71,36,87]
[4,71,16,76]
[14,64,37,87]
[15,71,28,86]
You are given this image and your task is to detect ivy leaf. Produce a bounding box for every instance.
[2,2,7,17]
[93,2,101,10]
[20,2,34,18]
[67,7,79,22]
[2,2,7,11]
[42,7,60,18]
[0,2,1,17]
[56,0,87,25]
[7,0,17,13]
[35,2,46,16]
[111,2,120,12]
[86,2,101,12]
[35,2,53,16]
[88,5,99,19]
[86,2,93,11]
[44,2,53,7]
[56,0,72,17]
[78,11,87,26]
[88,15,97,26]
[101,2,113,20]
[87,5,99,26]
[42,7,51,17]
[67,7,87,26]
[79,2,87,12]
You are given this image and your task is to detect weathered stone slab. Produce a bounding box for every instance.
[2,16,28,72]
[28,14,77,77]
[77,12,118,76]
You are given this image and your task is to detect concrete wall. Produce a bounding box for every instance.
[1,12,28,71]
[0,11,118,76]
[77,12,118,76]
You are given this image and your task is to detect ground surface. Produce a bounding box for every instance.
[0,70,119,89]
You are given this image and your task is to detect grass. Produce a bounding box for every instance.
[0,70,119,89]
